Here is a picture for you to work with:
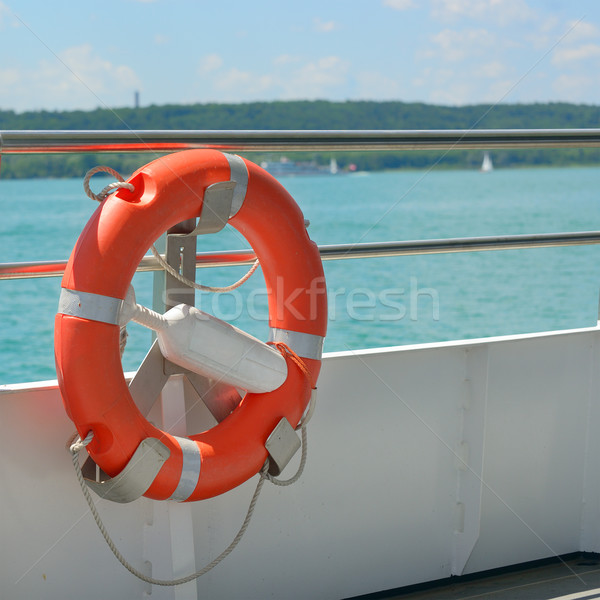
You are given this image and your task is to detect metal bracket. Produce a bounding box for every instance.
[265,418,301,476]
[159,181,236,310]
[129,339,242,422]
[81,437,171,503]
[128,340,170,416]
[164,233,197,308]
[186,180,236,236]
[184,371,242,423]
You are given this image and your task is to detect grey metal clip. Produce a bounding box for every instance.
[265,418,301,476]
[186,180,236,236]
[81,437,171,503]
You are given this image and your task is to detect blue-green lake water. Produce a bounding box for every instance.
[2,165,600,384]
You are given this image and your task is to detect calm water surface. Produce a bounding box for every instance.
[1,166,599,384]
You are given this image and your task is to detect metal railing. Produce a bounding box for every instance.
[2,128,600,153]
[1,128,599,281]
[2,232,600,281]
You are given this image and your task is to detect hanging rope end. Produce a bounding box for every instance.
[69,431,94,455]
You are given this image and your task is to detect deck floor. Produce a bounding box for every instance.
[373,555,600,600]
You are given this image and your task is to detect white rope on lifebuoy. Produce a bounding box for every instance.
[83,166,135,203]
[68,426,311,586]
[82,166,260,360]
[264,425,309,487]
[149,245,260,293]
[83,166,260,294]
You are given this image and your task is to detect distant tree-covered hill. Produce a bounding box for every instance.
[1,100,599,178]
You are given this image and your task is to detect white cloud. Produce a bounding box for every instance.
[485,79,519,102]
[382,0,416,10]
[0,1,20,29]
[282,56,349,98]
[273,54,302,66]
[563,20,600,43]
[525,16,561,50]
[412,59,522,106]
[196,54,350,102]
[213,68,274,96]
[552,72,598,101]
[432,0,486,19]
[199,53,223,73]
[0,67,20,87]
[552,43,600,66]
[474,60,507,79]
[0,44,141,111]
[429,79,473,105]
[0,1,8,25]
[432,0,535,26]
[431,28,495,61]
[355,71,403,99]
[213,68,251,90]
[412,67,433,89]
[56,45,140,93]
[418,65,513,106]
[543,20,600,100]
[313,18,337,33]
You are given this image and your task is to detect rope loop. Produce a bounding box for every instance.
[69,430,94,455]
[83,165,259,292]
[82,163,259,361]
[262,425,309,487]
[150,245,259,293]
[68,431,268,587]
[67,363,314,583]
[83,165,134,203]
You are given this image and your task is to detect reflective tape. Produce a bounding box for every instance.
[58,288,122,325]
[224,153,248,217]
[268,328,324,361]
[169,436,202,502]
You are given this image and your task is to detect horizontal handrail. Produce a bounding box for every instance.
[3,232,600,281]
[2,129,600,154]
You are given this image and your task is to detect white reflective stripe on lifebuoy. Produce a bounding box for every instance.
[168,436,202,502]
[224,153,248,217]
[58,288,122,325]
[268,328,324,361]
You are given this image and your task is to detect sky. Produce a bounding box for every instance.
[1,0,600,112]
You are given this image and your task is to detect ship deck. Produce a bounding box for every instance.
[5,326,600,599]
[376,554,600,600]
[4,128,600,599]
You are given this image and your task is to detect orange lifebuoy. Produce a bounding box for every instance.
[54,149,327,501]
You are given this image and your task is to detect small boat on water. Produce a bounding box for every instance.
[481,151,494,172]
[261,156,339,176]
[2,129,600,600]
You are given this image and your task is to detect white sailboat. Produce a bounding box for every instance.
[481,151,493,172]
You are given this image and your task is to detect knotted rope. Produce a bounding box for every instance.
[69,431,270,586]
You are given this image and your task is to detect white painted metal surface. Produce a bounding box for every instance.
[2,326,600,599]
